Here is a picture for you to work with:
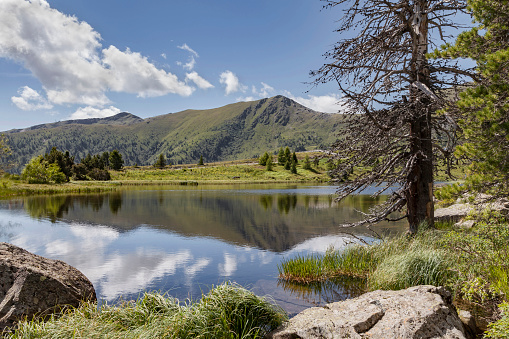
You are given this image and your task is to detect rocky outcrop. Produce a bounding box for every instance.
[0,243,96,330]
[435,194,509,226]
[268,285,469,339]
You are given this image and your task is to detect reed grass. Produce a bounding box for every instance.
[6,283,287,339]
[278,230,450,291]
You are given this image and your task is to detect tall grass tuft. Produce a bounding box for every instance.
[7,283,287,339]
[368,248,452,290]
[278,230,446,288]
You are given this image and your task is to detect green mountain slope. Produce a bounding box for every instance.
[3,96,344,172]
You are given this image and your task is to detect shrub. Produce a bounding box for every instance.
[21,156,66,184]
[87,168,111,181]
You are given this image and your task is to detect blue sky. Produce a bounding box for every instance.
[0,0,345,130]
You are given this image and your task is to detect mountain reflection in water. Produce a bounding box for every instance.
[0,185,405,314]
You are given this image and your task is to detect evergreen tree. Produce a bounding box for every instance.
[291,159,297,174]
[198,155,204,166]
[292,152,298,164]
[109,150,124,170]
[266,154,273,171]
[259,152,269,166]
[154,153,166,168]
[284,147,291,163]
[101,151,110,169]
[433,0,509,196]
[44,147,74,181]
[284,159,291,171]
[303,155,312,170]
[277,147,286,165]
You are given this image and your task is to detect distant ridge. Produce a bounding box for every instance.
[4,96,344,172]
[11,112,143,132]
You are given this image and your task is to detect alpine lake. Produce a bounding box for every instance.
[0,184,406,315]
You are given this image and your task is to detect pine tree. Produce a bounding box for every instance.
[291,160,297,174]
[266,155,273,171]
[433,0,509,196]
[303,155,312,170]
[198,155,204,166]
[154,153,166,168]
[284,147,291,163]
[109,150,124,170]
[278,147,286,165]
[259,152,269,166]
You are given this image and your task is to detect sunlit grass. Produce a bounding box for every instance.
[7,283,287,339]
[279,230,452,291]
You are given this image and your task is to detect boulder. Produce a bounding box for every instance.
[0,242,96,330]
[268,285,469,339]
[435,204,473,223]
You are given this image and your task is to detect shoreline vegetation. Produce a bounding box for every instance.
[0,152,463,199]
[5,283,287,339]
[0,153,331,199]
[278,213,509,337]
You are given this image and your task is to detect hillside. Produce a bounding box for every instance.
[3,96,345,172]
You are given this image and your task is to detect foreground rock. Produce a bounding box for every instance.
[268,285,468,339]
[0,242,96,330]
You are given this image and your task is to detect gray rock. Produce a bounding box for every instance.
[454,219,476,229]
[435,204,473,223]
[268,285,468,339]
[0,242,96,330]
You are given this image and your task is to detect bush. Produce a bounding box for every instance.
[87,168,111,181]
[71,163,88,180]
[21,156,66,184]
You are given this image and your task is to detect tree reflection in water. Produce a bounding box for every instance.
[278,275,367,307]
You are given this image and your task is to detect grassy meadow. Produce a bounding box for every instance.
[0,153,330,198]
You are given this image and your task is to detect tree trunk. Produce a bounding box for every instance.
[406,0,434,233]
[406,112,435,233]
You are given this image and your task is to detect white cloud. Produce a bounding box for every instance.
[254,82,275,98]
[70,106,121,120]
[283,91,346,113]
[177,43,199,57]
[161,53,167,59]
[219,70,246,95]
[0,0,193,109]
[11,86,53,110]
[183,56,196,71]
[102,46,194,97]
[186,71,214,90]
[236,96,256,102]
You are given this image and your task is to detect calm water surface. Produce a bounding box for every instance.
[0,184,405,315]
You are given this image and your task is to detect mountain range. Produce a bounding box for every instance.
[3,95,345,172]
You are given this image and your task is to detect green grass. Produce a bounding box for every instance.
[6,283,287,339]
[279,212,509,333]
[111,161,328,183]
[0,157,329,199]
